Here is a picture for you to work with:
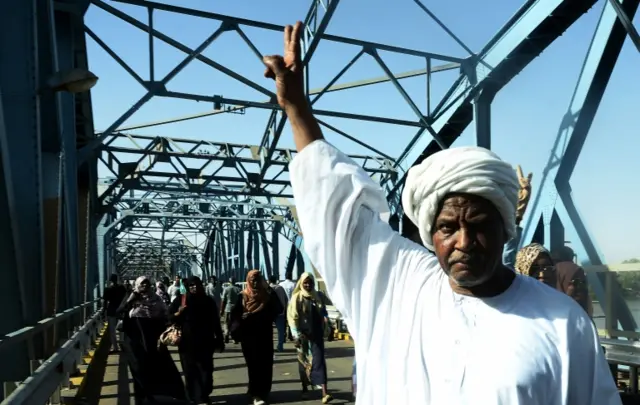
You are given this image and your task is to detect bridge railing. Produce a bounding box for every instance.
[586,268,640,340]
[0,300,104,404]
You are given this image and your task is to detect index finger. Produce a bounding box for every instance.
[284,24,292,51]
[516,165,524,179]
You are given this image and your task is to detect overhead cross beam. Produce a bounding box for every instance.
[387,0,602,210]
[84,0,465,190]
[98,133,398,212]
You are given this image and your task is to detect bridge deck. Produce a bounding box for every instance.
[82,336,355,405]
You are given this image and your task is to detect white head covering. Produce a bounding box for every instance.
[134,276,150,293]
[401,146,519,251]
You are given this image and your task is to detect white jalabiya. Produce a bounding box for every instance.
[402,146,519,251]
[289,140,620,405]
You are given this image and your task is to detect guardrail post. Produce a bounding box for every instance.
[29,360,42,372]
[49,386,62,405]
[605,271,616,337]
[2,383,18,400]
[630,367,638,394]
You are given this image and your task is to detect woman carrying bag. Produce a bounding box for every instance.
[168,276,225,404]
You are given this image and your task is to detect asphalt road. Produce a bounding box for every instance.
[94,338,355,405]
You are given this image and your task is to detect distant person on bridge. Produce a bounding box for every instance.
[103,274,127,353]
[220,276,241,343]
[552,246,593,317]
[279,272,296,341]
[167,276,181,303]
[262,21,619,405]
[288,272,332,403]
[117,276,186,404]
[155,281,171,305]
[169,275,225,404]
[206,275,223,310]
[229,270,283,405]
[269,275,289,352]
[515,243,558,288]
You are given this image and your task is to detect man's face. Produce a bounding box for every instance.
[174,277,180,285]
[431,193,506,288]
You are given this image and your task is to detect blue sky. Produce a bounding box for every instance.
[86,0,640,265]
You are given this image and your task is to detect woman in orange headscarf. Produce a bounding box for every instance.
[229,270,284,405]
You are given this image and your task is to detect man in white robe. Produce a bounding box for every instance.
[262,22,620,405]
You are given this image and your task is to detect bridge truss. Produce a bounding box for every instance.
[0,0,639,401]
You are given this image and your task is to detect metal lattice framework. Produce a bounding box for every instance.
[85,0,474,277]
[98,133,399,210]
[2,0,640,399]
[82,0,638,289]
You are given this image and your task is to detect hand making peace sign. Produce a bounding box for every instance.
[263,21,307,110]
[515,165,533,223]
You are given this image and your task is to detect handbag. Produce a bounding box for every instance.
[159,294,186,347]
[159,324,182,346]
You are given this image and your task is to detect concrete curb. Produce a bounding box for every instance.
[62,322,110,403]
[334,331,352,341]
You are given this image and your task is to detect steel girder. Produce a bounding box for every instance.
[0,0,100,389]
[114,235,198,277]
[83,0,470,282]
[387,0,603,211]
[82,0,466,171]
[97,133,398,209]
[102,190,301,277]
[522,0,640,331]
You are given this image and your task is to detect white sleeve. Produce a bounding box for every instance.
[567,313,621,405]
[289,140,437,342]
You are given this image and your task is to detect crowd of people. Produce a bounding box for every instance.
[103,270,335,405]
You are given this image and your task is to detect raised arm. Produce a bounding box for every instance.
[263,23,438,338]
[263,22,322,152]
[504,166,532,268]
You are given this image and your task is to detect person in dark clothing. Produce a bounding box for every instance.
[169,276,225,404]
[156,281,171,305]
[230,270,283,405]
[162,276,171,287]
[117,276,186,405]
[103,274,127,352]
[268,275,289,353]
[552,246,593,316]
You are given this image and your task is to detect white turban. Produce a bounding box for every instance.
[401,146,519,251]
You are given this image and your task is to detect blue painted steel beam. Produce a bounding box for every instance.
[53,9,84,309]
[389,0,601,204]
[0,0,52,384]
[0,89,31,389]
[608,0,640,52]
[522,0,640,330]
